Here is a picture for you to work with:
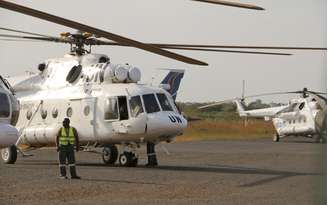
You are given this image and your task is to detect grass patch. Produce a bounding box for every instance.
[177,119,275,142]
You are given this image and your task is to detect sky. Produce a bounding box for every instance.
[0,0,326,103]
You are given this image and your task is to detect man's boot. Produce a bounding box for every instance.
[59,165,67,179]
[69,165,81,179]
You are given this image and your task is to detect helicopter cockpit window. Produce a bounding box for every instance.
[298,102,305,110]
[104,98,119,120]
[0,93,10,118]
[142,94,160,113]
[156,93,173,111]
[129,96,144,118]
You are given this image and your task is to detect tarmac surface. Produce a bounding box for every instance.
[0,137,326,205]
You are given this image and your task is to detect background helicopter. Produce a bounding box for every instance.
[0,0,325,166]
[0,75,19,163]
[199,87,327,143]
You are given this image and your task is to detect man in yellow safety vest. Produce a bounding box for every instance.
[56,118,81,179]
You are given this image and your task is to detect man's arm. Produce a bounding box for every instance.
[73,128,79,151]
[56,130,60,152]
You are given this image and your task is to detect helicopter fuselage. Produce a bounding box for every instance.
[11,54,187,148]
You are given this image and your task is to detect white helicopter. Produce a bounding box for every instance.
[0,0,325,166]
[199,88,327,143]
[0,75,19,153]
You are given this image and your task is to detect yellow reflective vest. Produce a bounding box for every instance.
[59,127,75,146]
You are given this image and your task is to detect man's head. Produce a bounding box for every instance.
[63,118,70,128]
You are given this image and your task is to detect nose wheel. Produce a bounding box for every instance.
[119,152,138,167]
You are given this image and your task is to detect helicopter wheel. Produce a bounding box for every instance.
[273,133,280,142]
[1,145,17,164]
[102,145,118,165]
[119,152,138,167]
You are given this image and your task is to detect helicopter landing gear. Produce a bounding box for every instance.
[119,152,138,167]
[273,133,280,142]
[102,145,118,165]
[1,145,17,164]
[146,142,158,167]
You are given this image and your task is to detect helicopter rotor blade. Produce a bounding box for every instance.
[191,0,264,10]
[0,26,54,38]
[0,0,208,66]
[0,33,70,43]
[156,46,291,56]
[89,41,292,56]
[0,38,47,42]
[135,43,327,51]
[199,89,327,109]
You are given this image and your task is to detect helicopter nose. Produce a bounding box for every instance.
[146,112,187,136]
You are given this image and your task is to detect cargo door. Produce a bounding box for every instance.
[69,97,97,140]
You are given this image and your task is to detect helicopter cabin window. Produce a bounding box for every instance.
[52,108,58,118]
[156,93,173,111]
[26,110,32,120]
[298,102,305,110]
[118,96,129,120]
[142,94,160,113]
[104,98,119,120]
[130,96,144,118]
[41,108,47,119]
[0,93,10,118]
[66,107,73,117]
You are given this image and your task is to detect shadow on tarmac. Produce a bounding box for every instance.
[8,160,325,187]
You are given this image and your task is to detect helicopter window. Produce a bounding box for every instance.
[41,108,47,119]
[0,93,10,118]
[130,96,144,118]
[66,107,73,117]
[298,103,305,110]
[52,108,58,118]
[156,93,173,111]
[26,110,32,120]
[84,106,90,116]
[104,98,119,120]
[142,94,160,113]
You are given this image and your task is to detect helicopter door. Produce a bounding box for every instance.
[111,96,129,134]
[69,98,97,140]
